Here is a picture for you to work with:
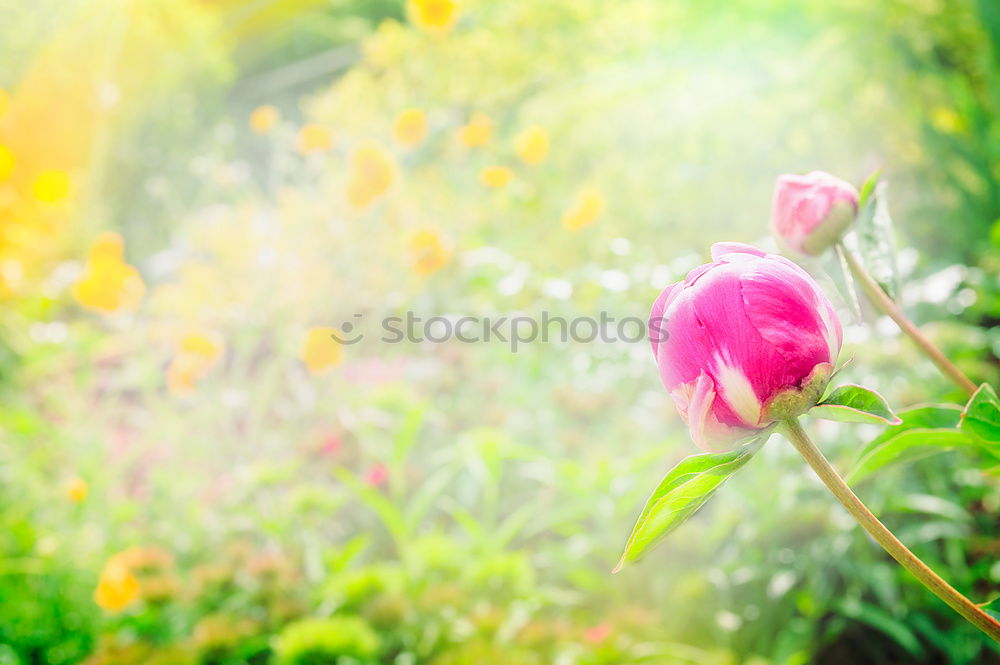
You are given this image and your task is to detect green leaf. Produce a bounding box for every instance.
[847,405,969,483]
[961,383,1000,445]
[614,432,768,572]
[981,597,1000,622]
[857,168,882,209]
[810,384,902,425]
[855,181,899,300]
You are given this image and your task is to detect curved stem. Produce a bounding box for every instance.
[837,243,977,396]
[782,418,1000,642]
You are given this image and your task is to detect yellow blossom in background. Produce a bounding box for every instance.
[32,169,71,203]
[561,187,605,231]
[930,107,963,134]
[66,477,88,503]
[346,142,395,207]
[407,0,460,35]
[94,560,140,612]
[458,111,491,147]
[0,144,13,182]
[394,108,428,147]
[250,105,281,134]
[480,165,512,188]
[179,330,225,364]
[167,330,224,396]
[514,125,549,165]
[296,123,333,154]
[72,233,146,313]
[407,228,454,275]
[94,546,175,612]
[0,88,8,119]
[300,327,343,374]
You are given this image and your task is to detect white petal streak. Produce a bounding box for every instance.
[713,353,761,427]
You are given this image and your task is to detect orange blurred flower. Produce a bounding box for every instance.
[0,88,9,119]
[458,111,491,147]
[407,0,460,35]
[480,165,512,188]
[346,142,395,207]
[407,227,453,275]
[250,105,281,135]
[296,123,333,154]
[72,233,146,313]
[515,125,549,165]
[394,108,428,148]
[0,144,14,182]
[66,477,88,503]
[32,169,71,203]
[561,188,605,231]
[300,327,343,374]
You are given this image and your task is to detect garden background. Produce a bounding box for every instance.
[1,0,1000,663]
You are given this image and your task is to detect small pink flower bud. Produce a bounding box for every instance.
[649,243,842,451]
[771,171,859,255]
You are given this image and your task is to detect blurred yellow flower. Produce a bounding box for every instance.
[32,169,71,203]
[0,88,9,119]
[300,327,343,374]
[561,188,605,231]
[72,233,146,313]
[346,143,395,207]
[94,546,175,612]
[179,330,225,364]
[296,123,333,154]
[480,165,512,188]
[515,125,549,165]
[66,477,88,503]
[166,330,225,395]
[250,105,281,135]
[407,0,460,35]
[94,561,140,612]
[0,144,13,182]
[394,108,428,147]
[407,228,454,275]
[930,107,963,134]
[458,112,491,147]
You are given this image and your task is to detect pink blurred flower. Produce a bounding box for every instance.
[584,623,612,644]
[364,463,389,488]
[649,243,842,451]
[771,170,858,255]
[320,433,342,456]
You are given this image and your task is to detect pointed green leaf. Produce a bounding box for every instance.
[961,383,1000,445]
[614,432,768,572]
[855,181,899,300]
[810,384,902,425]
[857,168,882,209]
[847,405,969,483]
[981,597,1000,622]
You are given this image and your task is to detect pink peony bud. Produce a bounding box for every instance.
[649,243,842,451]
[771,171,859,255]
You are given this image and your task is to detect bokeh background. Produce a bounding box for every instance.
[1,1,1000,663]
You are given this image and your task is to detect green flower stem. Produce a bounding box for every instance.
[781,418,1000,642]
[837,243,977,396]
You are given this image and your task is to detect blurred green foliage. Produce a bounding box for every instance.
[0,1,999,665]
